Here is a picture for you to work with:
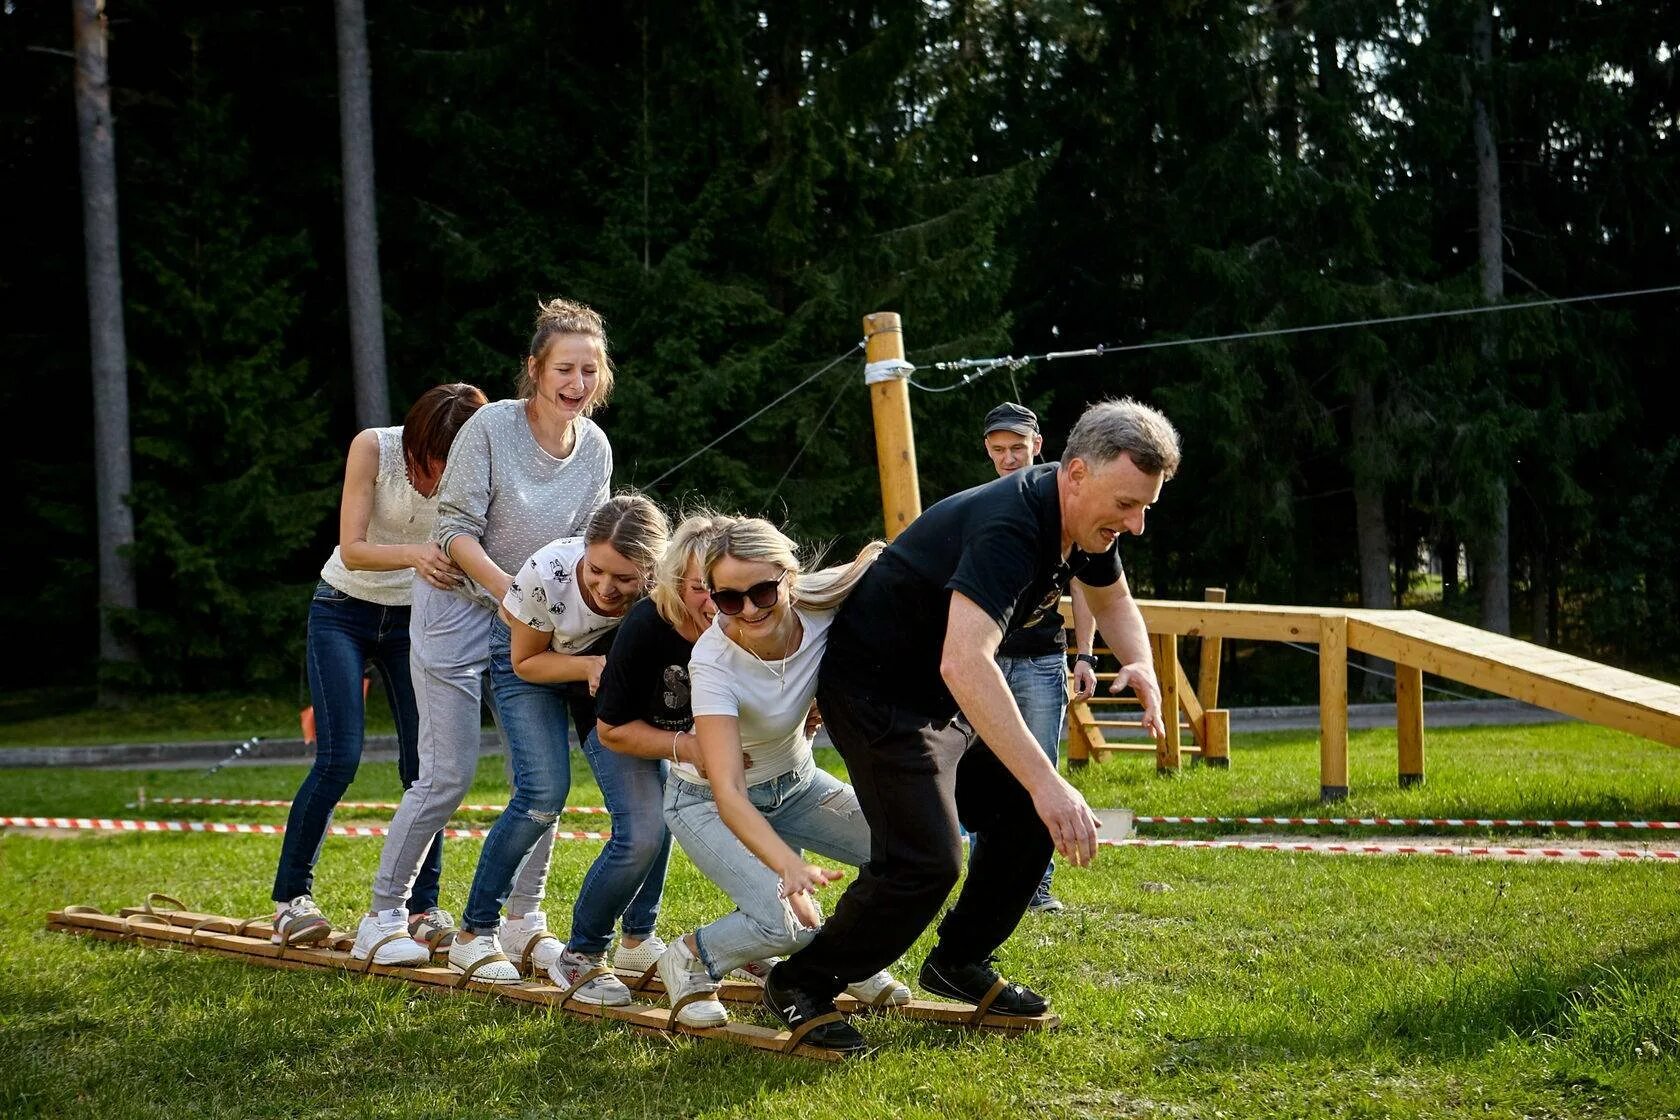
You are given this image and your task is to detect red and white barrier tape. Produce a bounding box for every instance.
[8,815,1679,863]
[1133,814,1680,831]
[1099,836,1679,861]
[137,796,608,814]
[0,816,608,841]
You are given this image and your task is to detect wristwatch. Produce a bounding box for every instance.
[1074,653,1099,668]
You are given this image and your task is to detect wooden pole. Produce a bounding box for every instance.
[862,312,921,539]
[1396,663,1425,787]
[1319,615,1349,801]
[1196,588,1226,710]
[1152,632,1182,775]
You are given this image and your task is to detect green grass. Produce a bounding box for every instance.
[0,689,398,747]
[3,723,1678,1118]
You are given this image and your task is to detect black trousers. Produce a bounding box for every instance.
[776,681,1055,997]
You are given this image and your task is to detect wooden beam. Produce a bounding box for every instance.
[1202,709,1230,768]
[1139,601,1330,642]
[1396,663,1424,787]
[1196,587,1227,711]
[1319,614,1349,802]
[1152,632,1182,775]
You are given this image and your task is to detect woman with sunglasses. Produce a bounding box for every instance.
[653,517,909,1041]
[444,493,670,992]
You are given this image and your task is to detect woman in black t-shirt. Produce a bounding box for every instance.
[575,513,728,979]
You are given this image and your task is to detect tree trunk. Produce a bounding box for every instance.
[1471,0,1510,634]
[73,0,138,689]
[336,0,389,428]
[1528,546,1550,647]
[1351,378,1394,697]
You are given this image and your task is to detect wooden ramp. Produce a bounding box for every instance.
[1064,596,1680,802]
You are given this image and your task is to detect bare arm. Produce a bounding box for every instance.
[446,537,513,604]
[942,591,1100,866]
[508,613,605,689]
[598,717,706,770]
[695,714,842,912]
[1075,571,1164,740]
[1068,585,1098,701]
[335,432,462,590]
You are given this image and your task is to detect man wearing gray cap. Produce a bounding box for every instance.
[981,403,1097,914]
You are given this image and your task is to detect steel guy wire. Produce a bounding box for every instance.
[910,282,1680,392]
[640,341,865,492]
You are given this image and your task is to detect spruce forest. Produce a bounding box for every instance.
[4,1,1676,695]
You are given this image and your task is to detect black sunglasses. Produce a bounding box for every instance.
[709,571,787,616]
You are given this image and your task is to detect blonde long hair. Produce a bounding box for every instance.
[701,517,884,613]
[651,511,730,629]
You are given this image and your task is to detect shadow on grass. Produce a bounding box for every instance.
[1177,932,1680,1072]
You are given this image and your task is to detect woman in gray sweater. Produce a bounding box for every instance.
[352,299,615,968]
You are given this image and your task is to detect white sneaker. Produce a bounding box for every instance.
[446,932,522,985]
[500,911,562,973]
[408,906,458,952]
[656,938,728,1027]
[727,956,779,984]
[350,908,431,967]
[550,946,634,1007]
[846,969,911,1007]
[272,895,331,947]
[611,934,668,975]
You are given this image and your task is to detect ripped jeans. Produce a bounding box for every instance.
[663,757,871,981]
[460,624,595,935]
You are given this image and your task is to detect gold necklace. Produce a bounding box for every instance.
[737,617,799,692]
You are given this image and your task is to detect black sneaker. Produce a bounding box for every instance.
[917,954,1049,1017]
[763,965,867,1053]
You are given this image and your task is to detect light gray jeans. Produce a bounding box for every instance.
[370,580,556,914]
[663,757,870,980]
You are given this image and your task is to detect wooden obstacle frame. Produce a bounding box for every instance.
[1061,591,1680,803]
[44,896,1057,1061]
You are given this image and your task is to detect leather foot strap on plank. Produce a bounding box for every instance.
[669,989,720,1024]
[359,931,412,974]
[629,962,661,993]
[455,951,513,990]
[967,978,1010,1027]
[520,932,559,974]
[144,893,187,919]
[781,1011,845,1054]
[558,965,610,1011]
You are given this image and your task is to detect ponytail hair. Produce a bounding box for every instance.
[701,517,883,613]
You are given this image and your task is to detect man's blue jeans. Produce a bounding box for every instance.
[997,651,1068,895]
[274,582,440,909]
[566,730,672,955]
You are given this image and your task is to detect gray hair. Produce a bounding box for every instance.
[1062,398,1181,479]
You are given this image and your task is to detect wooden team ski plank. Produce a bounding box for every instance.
[121,904,1059,1032]
[50,907,848,1062]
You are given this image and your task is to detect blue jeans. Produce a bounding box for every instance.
[664,760,870,981]
[566,730,673,955]
[998,652,1068,896]
[274,582,440,909]
[462,620,594,934]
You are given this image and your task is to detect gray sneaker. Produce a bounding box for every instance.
[1028,889,1066,914]
[549,946,634,1007]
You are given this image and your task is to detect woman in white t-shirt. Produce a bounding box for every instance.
[443,495,669,992]
[652,517,909,1037]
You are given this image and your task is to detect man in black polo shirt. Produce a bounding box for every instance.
[765,398,1181,1050]
[981,402,1099,914]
